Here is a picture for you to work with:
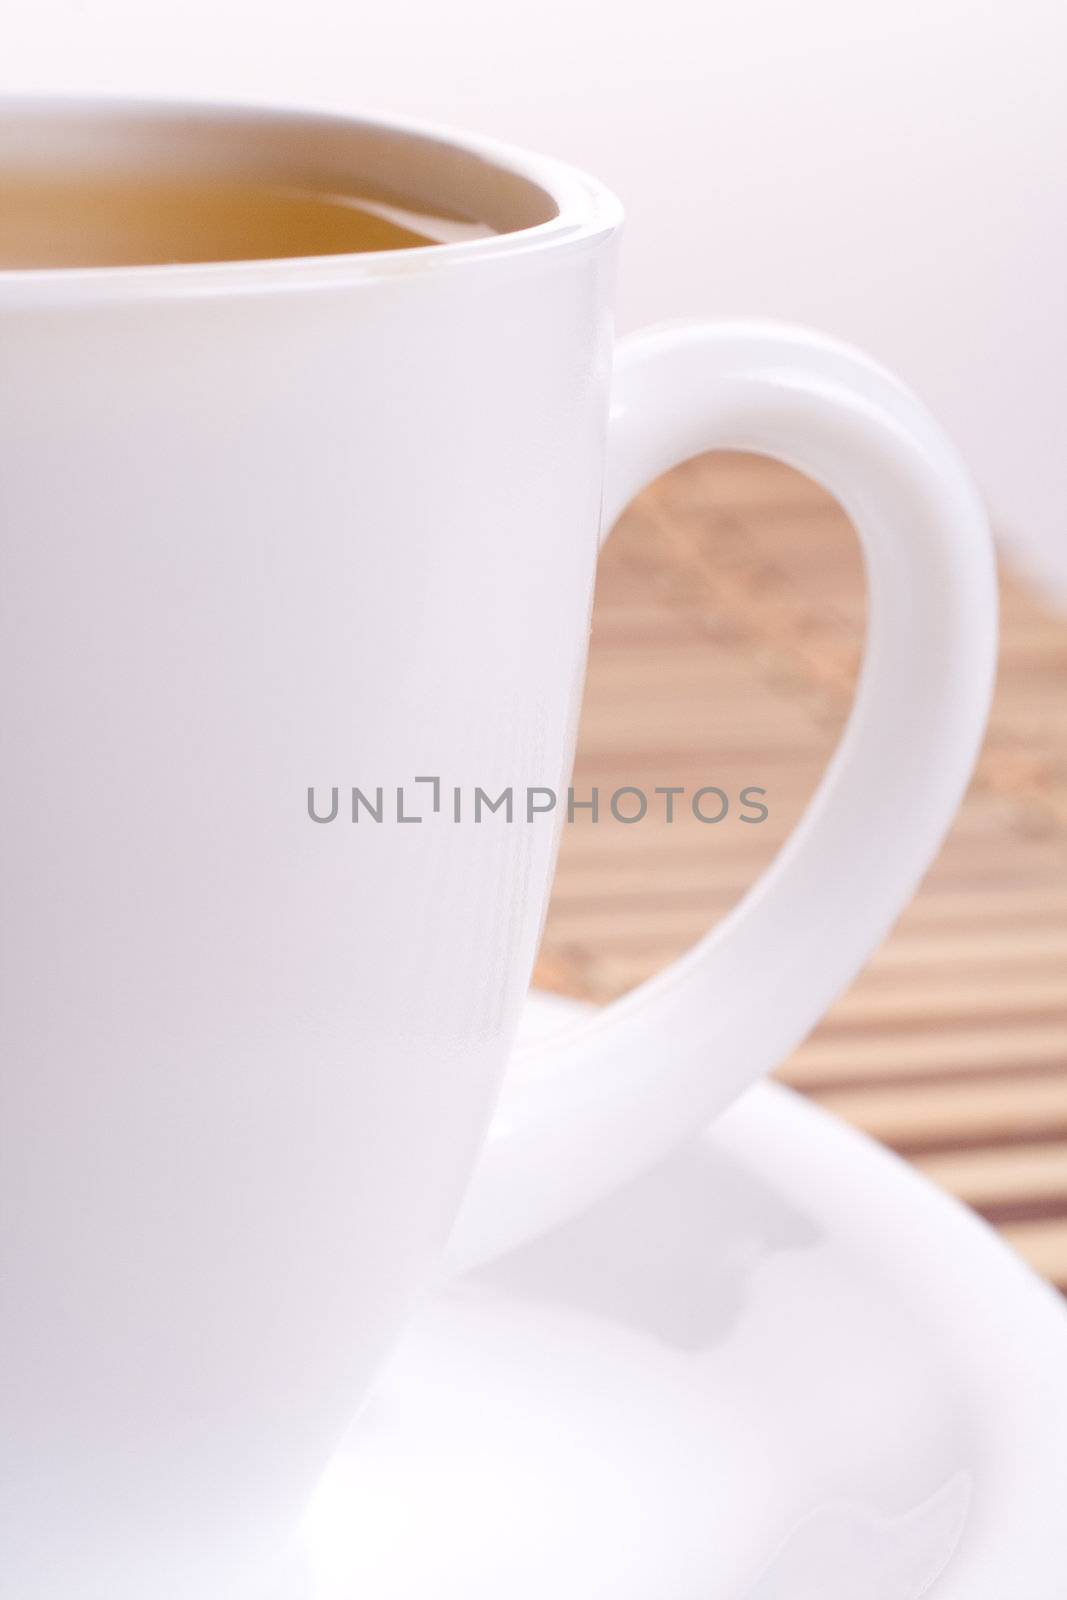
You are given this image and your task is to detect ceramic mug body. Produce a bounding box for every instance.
[0,101,618,1600]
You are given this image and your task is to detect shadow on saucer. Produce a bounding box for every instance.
[470,1139,822,1350]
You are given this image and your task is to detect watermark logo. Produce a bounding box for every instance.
[307,778,768,826]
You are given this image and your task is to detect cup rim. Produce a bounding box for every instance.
[0,95,624,305]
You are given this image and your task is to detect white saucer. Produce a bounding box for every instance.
[279,995,1067,1599]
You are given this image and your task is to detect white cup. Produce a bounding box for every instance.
[0,98,997,1600]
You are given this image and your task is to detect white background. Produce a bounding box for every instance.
[4,0,1065,599]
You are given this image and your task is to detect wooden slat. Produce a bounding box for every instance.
[783,1021,1067,1087]
[998,1220,1067,1290]
[809,1073,1067,1152]
[913,1143,1067,1214]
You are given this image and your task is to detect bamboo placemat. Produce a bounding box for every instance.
[535,452,1067,1293]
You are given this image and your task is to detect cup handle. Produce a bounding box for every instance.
[445,319,997,1275]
